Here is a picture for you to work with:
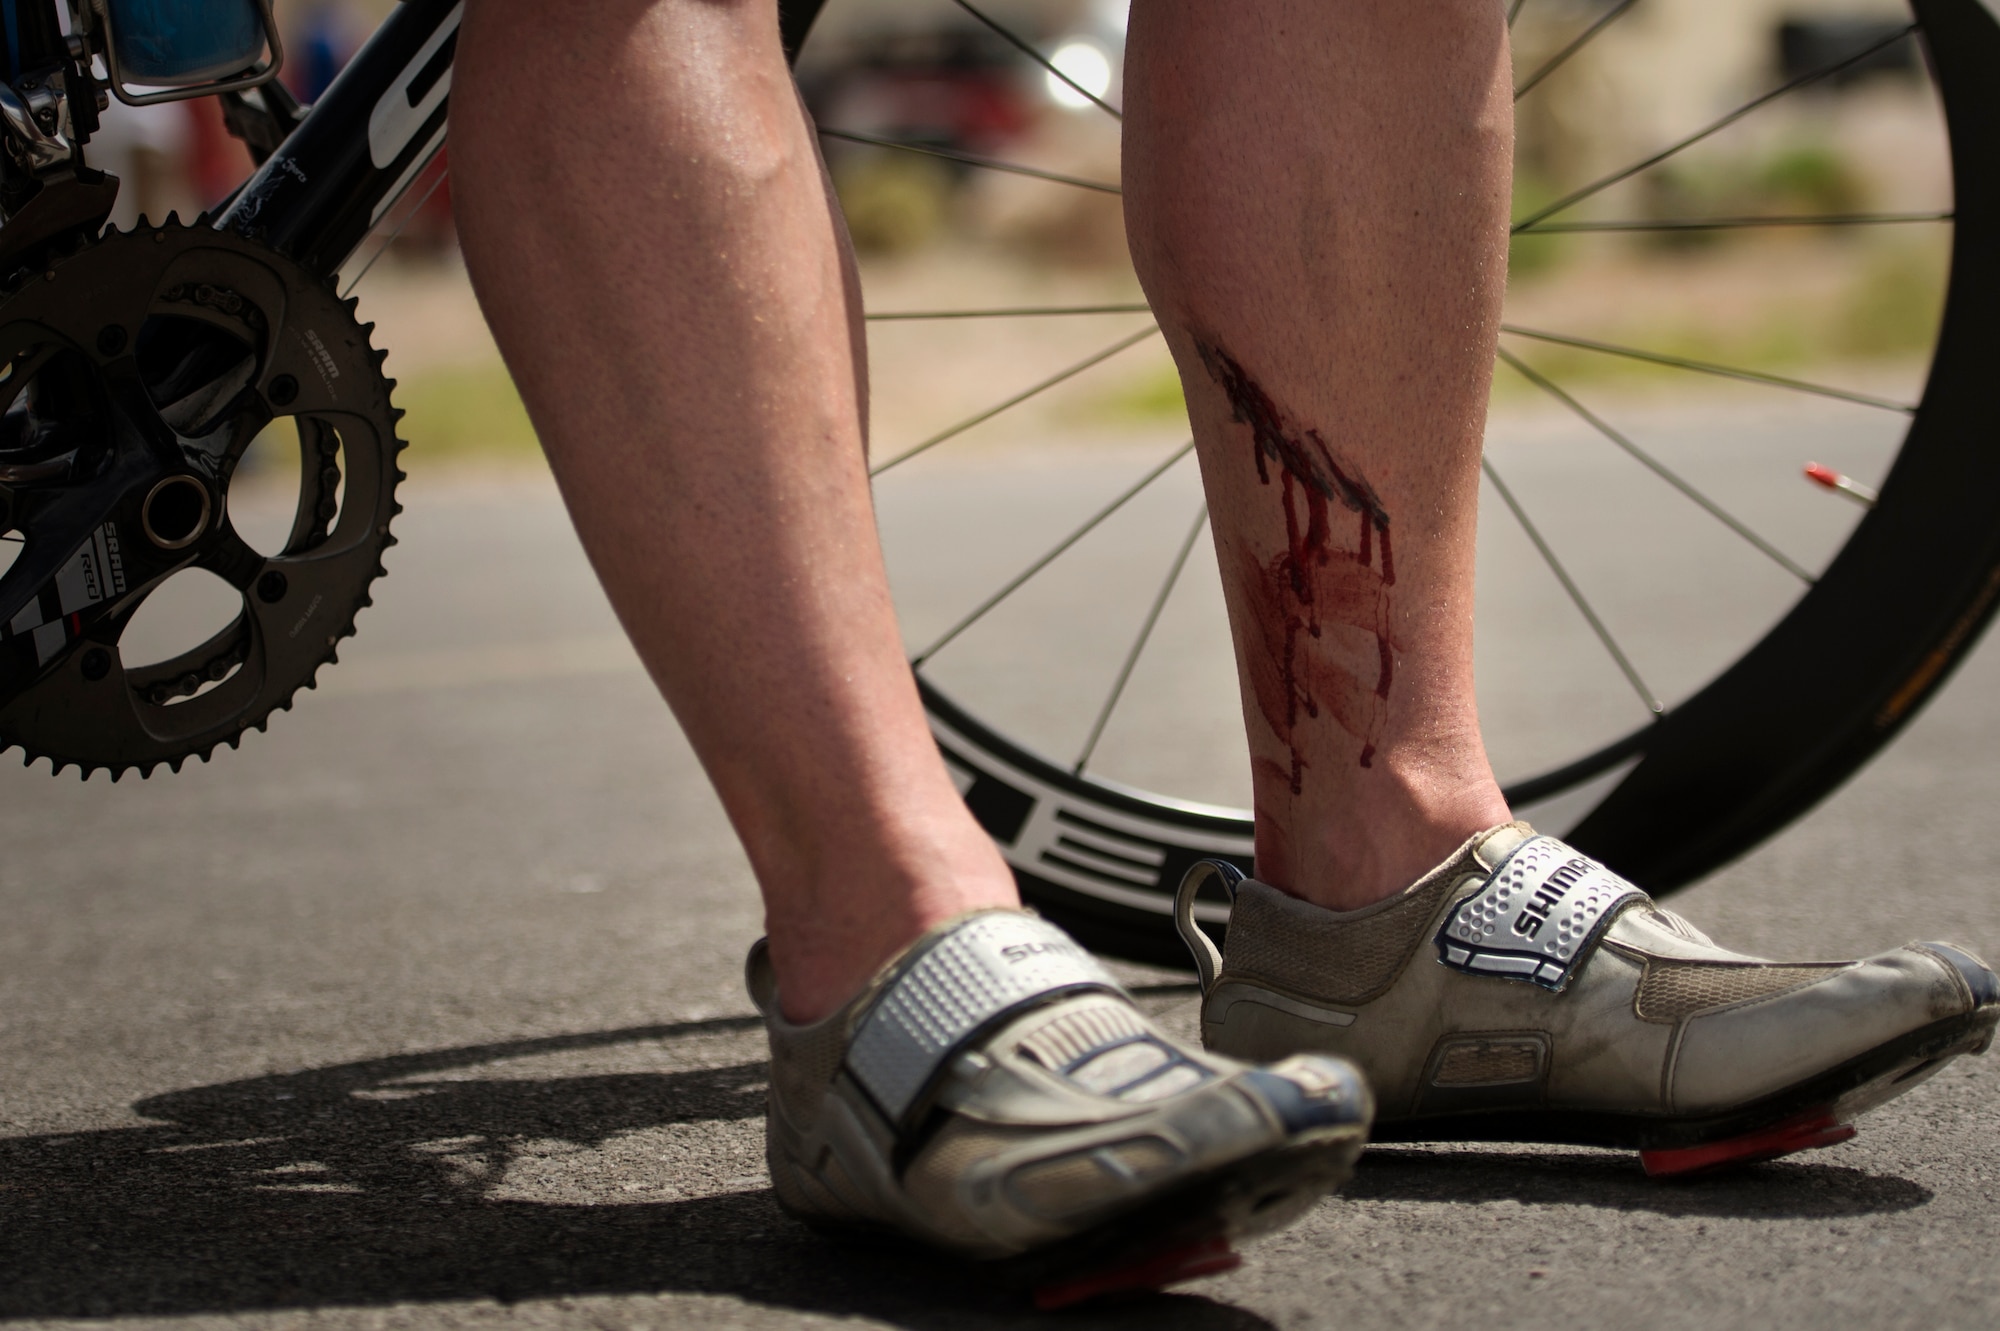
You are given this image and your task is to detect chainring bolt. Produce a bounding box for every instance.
[96,325,126,356]
[80,648,110,682]
[257,570,288,603]
[268,374,299,407]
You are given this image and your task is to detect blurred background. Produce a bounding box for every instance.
[107,0,1955,808]
[86,0,1946,470]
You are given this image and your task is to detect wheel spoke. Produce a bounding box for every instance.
[870,325,1160,478]
[1507,0,1530,29]
[1482,456,1663,717]
[1074,503,1207,774]
[1513,0,1641,101]
[1516,210,1951,235]
[817,127,1121,195]
[912,440,1196,667]
[1512,23,1917,232]
[1500,325,1915,414]
[950,0,1122,121]
[1496,346,1816,584]
[868,303,1152,322]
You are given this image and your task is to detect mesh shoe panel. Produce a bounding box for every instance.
[1431,1038,1542,1086]
[1015,995,1150,1071]
[1635,962,1833,1024]
[766,1005,848,1124]
[904,1120,1028,1247]
[1005,1136,1186,1219]
[1224,873,1465,1005]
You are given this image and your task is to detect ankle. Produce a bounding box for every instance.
[763,844,1020,1024]
[1255,757,1509,913]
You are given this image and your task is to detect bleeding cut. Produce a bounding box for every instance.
[1198,340,1396,786]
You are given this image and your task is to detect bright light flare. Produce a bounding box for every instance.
[1045,40,1113,109]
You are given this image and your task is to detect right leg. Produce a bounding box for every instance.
[447,2,1372,1271]
[450,0,1015,1024]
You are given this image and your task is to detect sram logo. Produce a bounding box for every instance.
[369,2,463,170]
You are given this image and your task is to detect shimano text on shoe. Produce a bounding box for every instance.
[1433,835,1644,991]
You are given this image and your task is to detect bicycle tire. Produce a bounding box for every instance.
[789,0,2000,969]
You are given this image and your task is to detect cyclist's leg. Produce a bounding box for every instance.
[1128,2,1996,1165]
[449,0,1015,1024]
[447,9,1374,1266]
[1124,0,1513,911]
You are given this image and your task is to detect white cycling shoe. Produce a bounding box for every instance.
[1175,823,1998,1176]
[748,910,1371,1306]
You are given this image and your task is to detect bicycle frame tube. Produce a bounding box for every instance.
[216,0,459,277]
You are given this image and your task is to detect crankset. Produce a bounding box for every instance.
[0,219,404,776]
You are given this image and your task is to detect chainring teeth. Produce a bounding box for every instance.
[0,220,406,779]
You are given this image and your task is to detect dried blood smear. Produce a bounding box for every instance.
[1199,341,1395,787]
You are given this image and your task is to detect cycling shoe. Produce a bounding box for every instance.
[1175,823,1998,1177]
[747,910,1371,1302]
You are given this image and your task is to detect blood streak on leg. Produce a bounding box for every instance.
[1199,340,1395,778]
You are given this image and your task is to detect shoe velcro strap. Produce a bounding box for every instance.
[845,913,1120,1127]
[1434,835,1646,992]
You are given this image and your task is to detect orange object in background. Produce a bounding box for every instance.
[182,95,255,212]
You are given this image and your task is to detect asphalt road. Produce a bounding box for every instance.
[2,394,1996,1330]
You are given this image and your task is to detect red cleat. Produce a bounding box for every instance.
[1640,1110,1856,1178]
[1033,1237,1242,1310]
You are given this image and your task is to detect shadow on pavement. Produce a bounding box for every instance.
[1,1017,1931,1323]
[1350,1144,1933,1218]
[0,1017,1269,1329]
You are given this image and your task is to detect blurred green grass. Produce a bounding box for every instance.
[385,232,1947,453]
[392,360,544,467]
[1492,242,1946,400]
[1085,238,1946,425]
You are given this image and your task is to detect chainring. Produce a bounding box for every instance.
[0,218,404,776]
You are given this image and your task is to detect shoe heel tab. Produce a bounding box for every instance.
[1175,860,1243,995]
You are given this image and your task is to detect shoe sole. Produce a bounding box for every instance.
[1013,1123,1368,1307]
[791,1123,1368,1308]
[1367,1007,1996,1157]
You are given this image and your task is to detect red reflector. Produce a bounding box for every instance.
[1804,462,1843,489]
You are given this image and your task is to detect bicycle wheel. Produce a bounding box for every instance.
[786,0,2000,967]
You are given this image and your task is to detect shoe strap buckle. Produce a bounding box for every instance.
[1434,836,1644,992]
[844,913,1119,1128]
